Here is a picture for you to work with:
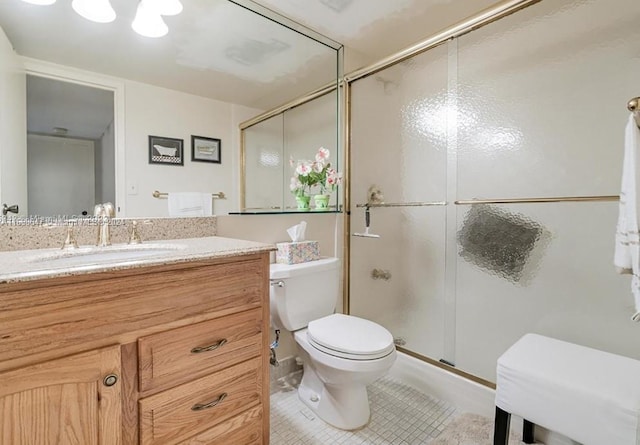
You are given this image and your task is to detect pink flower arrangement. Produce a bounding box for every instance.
[290,147,342,197]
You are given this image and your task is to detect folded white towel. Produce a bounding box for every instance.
[168,192,212,217]
[614,114,640,322]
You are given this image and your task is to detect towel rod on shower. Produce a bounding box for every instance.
[454,195,619,205]
[355,201,447,208]
[152,190,226,199]
[628,97,640,129]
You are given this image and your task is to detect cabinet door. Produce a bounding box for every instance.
[0,345,122,445]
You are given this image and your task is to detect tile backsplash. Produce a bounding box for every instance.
[0,216,217,252]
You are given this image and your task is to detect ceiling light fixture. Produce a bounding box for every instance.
[20,0,56,5]
[72,0,116,23]
[132,1,168,38]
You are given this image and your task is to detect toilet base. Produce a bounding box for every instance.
[297,363,371,430]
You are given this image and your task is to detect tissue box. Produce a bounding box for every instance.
[276,241,320,264]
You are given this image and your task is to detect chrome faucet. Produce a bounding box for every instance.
[94,202,115,246]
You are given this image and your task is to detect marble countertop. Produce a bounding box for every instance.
[0,236,275,284]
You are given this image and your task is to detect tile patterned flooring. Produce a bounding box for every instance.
[270,374,457,445]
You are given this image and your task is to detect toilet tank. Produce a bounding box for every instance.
[270,257,340,331]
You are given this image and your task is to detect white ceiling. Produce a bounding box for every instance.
[3,0,501,141]
[0,0,338,110]
[0,0,499,110]
[26,75,114,140]
[254,0,500,72]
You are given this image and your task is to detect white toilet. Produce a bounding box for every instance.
[270,257,396,430]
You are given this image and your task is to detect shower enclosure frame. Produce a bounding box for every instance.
[342,0,625,387]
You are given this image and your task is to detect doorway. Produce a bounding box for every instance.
[26,75,115,217]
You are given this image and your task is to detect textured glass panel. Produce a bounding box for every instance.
[349,45,449,361]
[455,202,638,383]
[350,44,448,205]
[456,0,640,199]
[243,114,283,210]
[350,206,446,360]
[457,205,548,284]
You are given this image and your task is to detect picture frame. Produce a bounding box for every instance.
[149,135,184,165]
[191,135,221,164]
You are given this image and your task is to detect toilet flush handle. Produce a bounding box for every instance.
[270,279,285,287]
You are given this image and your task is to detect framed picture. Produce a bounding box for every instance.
[149,135,184,165]
[191,135,221,164]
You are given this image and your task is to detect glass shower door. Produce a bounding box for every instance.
[349,44,449,362]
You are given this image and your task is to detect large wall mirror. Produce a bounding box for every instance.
[0,0,342,219]
[240,88,341,213]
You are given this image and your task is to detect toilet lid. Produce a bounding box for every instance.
[307,314,395,360]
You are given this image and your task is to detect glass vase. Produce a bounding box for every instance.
[313,194,330,210]
[295,195,310,211]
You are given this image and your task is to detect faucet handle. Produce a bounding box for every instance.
[128,220,142,245]
[61,224,79,250]
[103,202,115,218]
[2,204,18,216]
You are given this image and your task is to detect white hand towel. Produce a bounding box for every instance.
[614,114,640,322]
[167,192,212,217]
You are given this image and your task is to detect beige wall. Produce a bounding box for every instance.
[124,81,263,217]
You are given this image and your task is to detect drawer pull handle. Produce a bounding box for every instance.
[191,338,228,354]
[191,392,228,411]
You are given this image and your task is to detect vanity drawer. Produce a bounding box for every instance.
[139,357,262,445]
[138,308,262,394]
[177,405,263,445]
[0,255,266,367]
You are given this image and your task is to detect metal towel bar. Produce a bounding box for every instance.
[354,201,446,208]
[454,195,619,205]
[152,191,226,199]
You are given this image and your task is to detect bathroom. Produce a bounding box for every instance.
[0,0,639,444]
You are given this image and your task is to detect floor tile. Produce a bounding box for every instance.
[270,375,456,445]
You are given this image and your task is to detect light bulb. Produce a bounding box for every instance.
[142,0,183,16]
[20,0,56,5]
[72,0,116,23]
[132,2,168,38]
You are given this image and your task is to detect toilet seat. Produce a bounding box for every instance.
[307,314,395,360]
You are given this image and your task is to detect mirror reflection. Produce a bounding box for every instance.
[242,89,340,212]
[27,76,115,217]
[0,0,341,219]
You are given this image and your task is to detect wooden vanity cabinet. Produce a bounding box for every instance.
[0,345,122,445]
[0,252,271,445]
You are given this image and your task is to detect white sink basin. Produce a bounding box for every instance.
[26,243,187,267]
